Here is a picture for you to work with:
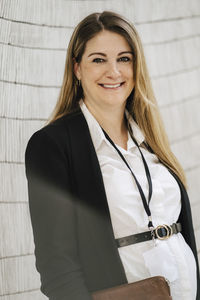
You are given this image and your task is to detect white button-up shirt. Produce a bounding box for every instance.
[80,100,197,300]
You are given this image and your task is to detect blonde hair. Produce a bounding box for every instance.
[48,11,186,187]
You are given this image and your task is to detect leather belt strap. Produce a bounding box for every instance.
[116,223,182,247]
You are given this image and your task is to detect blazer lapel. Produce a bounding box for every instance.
[65,110,127,289]
[64,110,199,292]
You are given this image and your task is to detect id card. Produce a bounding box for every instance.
[143,241,178,283]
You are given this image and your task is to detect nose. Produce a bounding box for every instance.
[106,61,121,79]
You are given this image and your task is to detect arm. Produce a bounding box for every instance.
[25,129,92,300]
[177,183,200,300]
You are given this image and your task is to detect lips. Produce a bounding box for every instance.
[99,82,125,89]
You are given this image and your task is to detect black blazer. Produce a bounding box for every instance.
[25,109,200,300]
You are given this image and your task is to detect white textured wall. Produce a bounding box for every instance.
[0,0,199,298]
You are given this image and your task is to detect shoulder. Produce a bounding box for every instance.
[25,110,88,169]
[27,109,86,149]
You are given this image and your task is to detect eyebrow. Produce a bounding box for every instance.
[88,51,134,57]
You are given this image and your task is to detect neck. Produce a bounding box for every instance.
[84,100,128,150]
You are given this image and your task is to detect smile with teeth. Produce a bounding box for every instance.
[99,82,125,89]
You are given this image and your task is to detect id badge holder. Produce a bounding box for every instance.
[143,241,179,283]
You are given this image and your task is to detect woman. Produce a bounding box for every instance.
[25,11,199,300]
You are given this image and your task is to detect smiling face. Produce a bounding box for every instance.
[74,30,135,112]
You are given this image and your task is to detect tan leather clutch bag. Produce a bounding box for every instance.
[92,276,172,300]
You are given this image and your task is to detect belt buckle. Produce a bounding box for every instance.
[155,224,172,240]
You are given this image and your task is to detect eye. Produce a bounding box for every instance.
[118,56,131,62]
[92,58,105,63]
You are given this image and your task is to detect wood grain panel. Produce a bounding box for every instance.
[161,97,200,143]
[1,0,200,27]
[137,17,200,45]
[195,227,200,255]
[186,166,200,206]
[191,203,200,231]
[0,82,58,119]
[0,0,124,27]
[0,163,28,203]
[171,133,200,170]
[0,44,66,86]
[0,118,44,162]
[0,203,34,258]
[144,36,200,77]
[131,0,200,23]
[0,290,47,300]
[153,68,200,107]
[0,18,72,50]
[1,12,200,51]
[0,255,40,296]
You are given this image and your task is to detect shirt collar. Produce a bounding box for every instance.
[125,110,145,150]
[79,100,105,151]
[79,100,145,151]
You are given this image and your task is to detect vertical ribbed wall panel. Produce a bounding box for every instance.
[0,0,199,298]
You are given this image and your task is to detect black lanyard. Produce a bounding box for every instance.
[102,127,154,229]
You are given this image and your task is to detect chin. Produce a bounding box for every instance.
[101,96,127,107]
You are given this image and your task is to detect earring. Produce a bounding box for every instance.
[78,79,81,86]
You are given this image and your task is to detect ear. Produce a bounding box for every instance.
[73,58,81,80]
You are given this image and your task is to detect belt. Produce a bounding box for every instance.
[116,223,182,248]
